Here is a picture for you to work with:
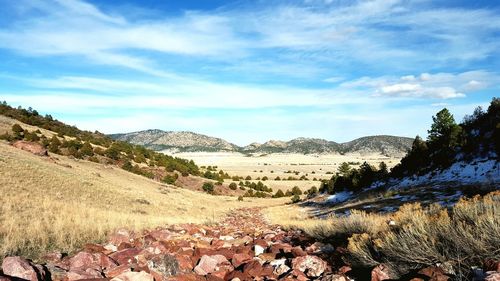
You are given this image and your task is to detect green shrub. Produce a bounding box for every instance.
[202,182,215,194]
[291,195,301,203]
[229,182,237,190]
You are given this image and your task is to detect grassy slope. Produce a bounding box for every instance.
[0,141,288,259]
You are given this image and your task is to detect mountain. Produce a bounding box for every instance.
[110,130,413,156]
[110,130,239,152]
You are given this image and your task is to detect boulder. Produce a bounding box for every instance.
[109,229,133,246]
[253,245,265,257]
[109,248,142,265]
[111,271,154,281]
[371,264,392,281]
[194,256,219,276]
[12,141,47,156]
[66,268,103,280]
[146,254,179,279]
[485,272,500,281]
[291,255,328,277]
[1,256,42,281]
[231,253,252,268]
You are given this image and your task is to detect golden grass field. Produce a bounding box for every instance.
[172,151,400,192]
[0,141,289,260]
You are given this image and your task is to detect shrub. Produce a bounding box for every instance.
[229,182,237,190]
[162,174,178,185]
[291,186,302,195]
[291,195,301,203]
[273,189,285,198]
[238,196,244,201]
[202,182,215,194]
[245,176,252,180]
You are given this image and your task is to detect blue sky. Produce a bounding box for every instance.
[0,0,499,145]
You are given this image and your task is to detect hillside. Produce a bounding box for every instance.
[110,130,239,152]
[111,129,413,156]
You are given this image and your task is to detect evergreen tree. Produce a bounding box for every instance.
[337,162,351,176]
[428,108,457,142]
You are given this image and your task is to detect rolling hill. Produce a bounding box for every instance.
[110,130,413,156]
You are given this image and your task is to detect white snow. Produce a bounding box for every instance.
[378,158,499,190]
[326,191,353,204]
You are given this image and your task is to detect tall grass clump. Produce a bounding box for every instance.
[345,191,500,279]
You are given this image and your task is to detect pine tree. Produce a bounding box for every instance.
[428,108,457,142]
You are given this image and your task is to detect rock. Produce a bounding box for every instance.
[273,264,291,276]
[485,260,500,272]
[109,248,142,265]
[105,265,132,278]
[175,255,194,272]
[371,264,392,281]
[243,260,264,277]
[1,256,41,281]
[69,252,97,270]
[12,141,47,156]
[292,255,328,278]
[253,245,265,257]
[41,252,63,264]
[111,271,154,281]
[231,253,252,268]
[194,256,219,276]
[485,272,500,281]
[416,267,450,281]
[45,265,68,281]
[0,276,12,281]
[146,254,179,279]
[109,229,133,246]
[291,247,307,257]
[66,268,103,280]
[338,266,352,275]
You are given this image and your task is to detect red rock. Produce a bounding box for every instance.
[110,271,153,281]
[176,255,194,272]
[105,265,132,278]
[224,271,249,281]
[66,268,103,281]
[45,265,68,281]
[169,273,206,281]
[84,244,108,253]
[42,252,63,264]
[416,267,450,281]
[485,260,500,272]
[118,243,134,251]
[109,229,133,246]
[269,243,292,254]
[148,230,173,242]
[371,264,392,281]
[1,256,41,281]
[194,256,219,276]
[485,272,500,281]
[0,276,12,281]
[337,266,351,275]
[243,260,264,277]
[290,247,307,257]
[12,141,47,156]
[146,254,179,279]
[109,248,142,265]
[69,252,96,270]
[291,255,327,278]
[231,253,252,268]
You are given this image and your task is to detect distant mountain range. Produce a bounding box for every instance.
[110,130,414,156]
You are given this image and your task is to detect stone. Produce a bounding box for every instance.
[1,256,41,281]
[253,245,265,257]
[45,265,68,281]
[109,229,133,246]
[105,265,132,278]
[146,254,179,278]
[66,268,103,281]
[243,260,264,278]
[371,264,392,281]
[291,255,328,278]
[194,256,219,276]
[231,253,252,268]
[485,260,500,272]
[111,271,154,281]
[69,252,96,270]
[12,141,47,156]
[175,255,194,272]
[109,248,142,265]
[291,247,307,257]
[485,272,500,281]
[273,264,290,276]
[417,267,450,281]
[41,252,63,264]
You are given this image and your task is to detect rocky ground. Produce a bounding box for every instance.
[1,208,499,281]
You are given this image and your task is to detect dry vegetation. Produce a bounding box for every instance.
[0,142,289,260]
[265,191,500,279]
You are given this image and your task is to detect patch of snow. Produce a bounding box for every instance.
[379,158,499,190]
[326,191,353,204]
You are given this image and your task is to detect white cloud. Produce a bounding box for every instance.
[341,70,499,99]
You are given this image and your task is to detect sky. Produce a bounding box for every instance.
[0,0,499,145]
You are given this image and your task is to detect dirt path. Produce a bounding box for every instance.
[0,208,349,281]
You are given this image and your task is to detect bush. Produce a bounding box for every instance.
[245,176,252,180]
[238,196,243,201]
[273,189,285,198]
[162,174,178,185]
[229,182,237,190]
[202,182,215,194]
[291,186,302,195]
[291,195,301,203]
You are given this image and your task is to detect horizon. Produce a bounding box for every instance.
[1,0,499,146]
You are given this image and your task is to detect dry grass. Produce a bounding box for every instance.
[265,191,500,280]
[0,142,288,260]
